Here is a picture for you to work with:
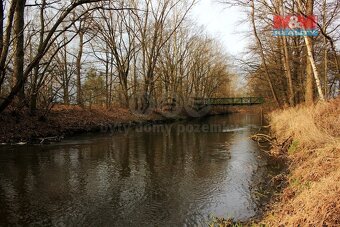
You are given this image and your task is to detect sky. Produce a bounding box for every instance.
[190,0,251,57]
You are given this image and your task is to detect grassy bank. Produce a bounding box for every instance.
[259,98,340,225]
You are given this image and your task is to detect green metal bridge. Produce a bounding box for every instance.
[193,97,265,106]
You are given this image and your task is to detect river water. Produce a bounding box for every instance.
[0,113,271,226]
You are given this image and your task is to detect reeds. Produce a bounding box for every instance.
[262,98,340,226]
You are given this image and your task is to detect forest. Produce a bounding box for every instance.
[0,0,338,115]
[226,0,339,107]
[0,0,235,115]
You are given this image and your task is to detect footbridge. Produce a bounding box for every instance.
[193,97,265,106]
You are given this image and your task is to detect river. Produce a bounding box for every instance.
[0,113,272,226]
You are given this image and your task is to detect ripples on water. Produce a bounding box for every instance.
[0,113,269,226]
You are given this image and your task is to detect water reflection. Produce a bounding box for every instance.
[0,113,267,226]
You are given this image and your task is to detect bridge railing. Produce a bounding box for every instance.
[193,97,264,106]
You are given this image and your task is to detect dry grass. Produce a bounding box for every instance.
[261,98,340,226]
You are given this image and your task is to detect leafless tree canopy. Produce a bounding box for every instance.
[0,0,234,114]
[1,0,337,114]
[222,0,339,107]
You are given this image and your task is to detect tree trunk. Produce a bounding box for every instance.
[250,0,280,108]
[282,37,295,106]
[30,67,39,112]
[63,82,69,104]
[76,30,84,106]
[304,0,314,105]
[0,0,16,92]
[305,58,314,104]
[105,51,109,109]
[121,74,129,108]
[13,0,26,102]
[297,0,325,103]
[30,0,46,113]
[278,0,294,106]
[62,42,69,105]
[0,1,3,95]
[0,0,3,57]
[304,35,325,101]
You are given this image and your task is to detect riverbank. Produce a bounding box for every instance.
[0,105,176,144]
[0,104,267,144]
[258,98,340,225]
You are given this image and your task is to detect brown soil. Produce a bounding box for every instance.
[0,105,167,143]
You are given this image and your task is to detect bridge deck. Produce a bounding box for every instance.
[194,97,264,106]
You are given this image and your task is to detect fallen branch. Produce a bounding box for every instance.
[39,136,64,144]
[251,133,293,158]
[251,133,275,143]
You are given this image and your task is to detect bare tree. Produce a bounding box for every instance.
[0,0,110,113]
[296,0,325,102]
[250,0,280,107]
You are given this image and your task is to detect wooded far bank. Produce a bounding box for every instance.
[0,0,339,116]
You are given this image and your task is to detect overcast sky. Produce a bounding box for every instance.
[190,0,251,57]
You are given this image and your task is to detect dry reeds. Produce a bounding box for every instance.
[261,98,340,226]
